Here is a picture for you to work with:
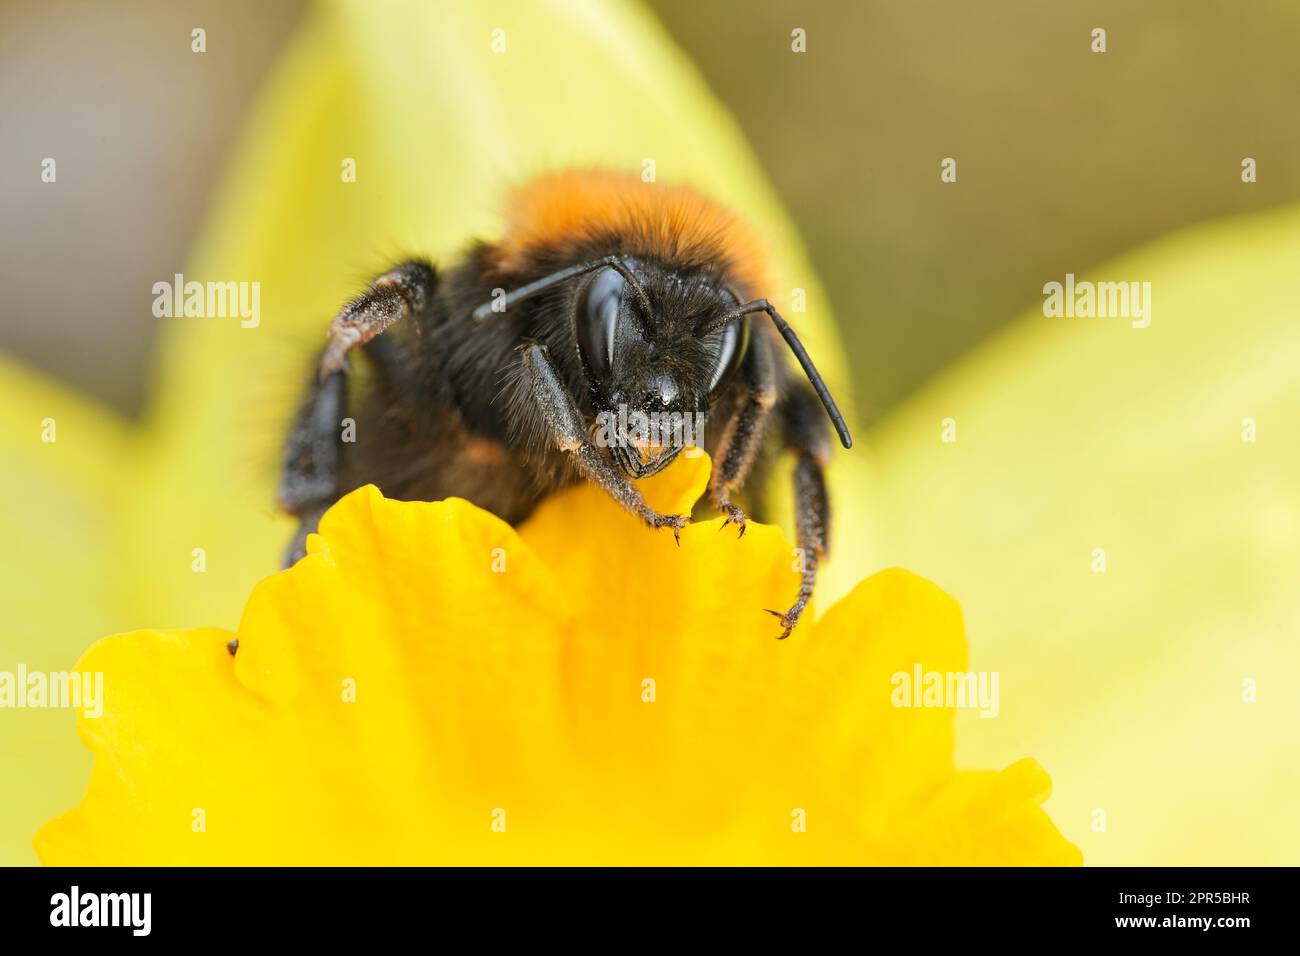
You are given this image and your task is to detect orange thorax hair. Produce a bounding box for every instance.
[488,170,771,298]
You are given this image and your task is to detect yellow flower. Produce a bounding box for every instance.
[869,203,1300,865]
[7,0,1298,868]
[0,0,858,866]
[36,454,1078,866]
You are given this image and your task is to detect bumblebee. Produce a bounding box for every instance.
[276,170,851,641]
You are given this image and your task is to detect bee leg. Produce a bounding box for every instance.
[282,502,332,567]
[707,329,778,537]
[767,382,833,639]
[277,368,348,574]
[248,371,349,658]
[272,261,438,586]
[519,342,689,539]
[319,260,437,378]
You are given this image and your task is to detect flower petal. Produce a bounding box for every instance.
[868,203,1300,864]
[38,458,1077,865]
[0,354,126,864]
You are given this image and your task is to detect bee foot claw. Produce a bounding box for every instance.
[763,608,797,640]
[648,512,688,544]
[718,504,748,538]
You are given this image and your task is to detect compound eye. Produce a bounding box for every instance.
[576,266,627,382]
[706,317,749,399]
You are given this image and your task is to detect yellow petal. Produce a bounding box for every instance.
[0,354,126,864]
[38,456,1076,866]
[867,202,1300,864]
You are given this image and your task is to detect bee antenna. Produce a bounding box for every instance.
[697,300,853,449]
[471,256,652,322]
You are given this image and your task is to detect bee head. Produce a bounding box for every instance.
[574,261,749,478]
[475,252,849,473]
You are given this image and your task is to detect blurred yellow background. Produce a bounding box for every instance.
[1,0,1297,866]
